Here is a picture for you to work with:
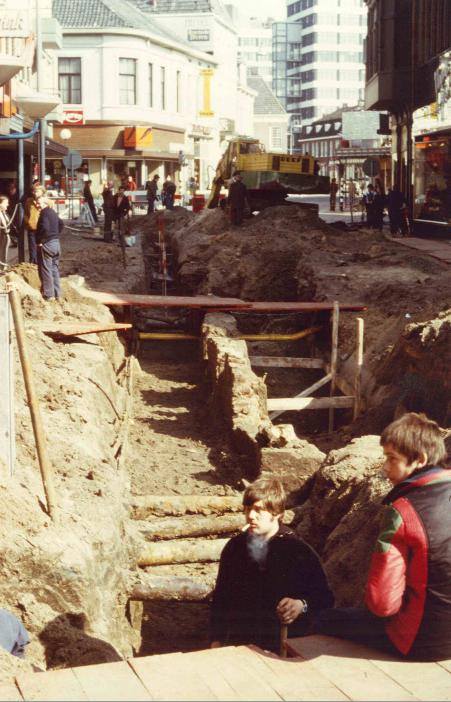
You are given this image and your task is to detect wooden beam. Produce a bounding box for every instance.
[267,396,354,411]
[329,301,340,432]
[138,538,229,566]
[129,573,213,602]
[354,316,364,420]
[269,373,332,421]
[250,356,324,369]
[131,494,242,519]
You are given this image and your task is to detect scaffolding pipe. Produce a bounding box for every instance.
[138,325,322,342]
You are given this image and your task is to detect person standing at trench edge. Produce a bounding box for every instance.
[227,172,248,227]
[36,196,64,301]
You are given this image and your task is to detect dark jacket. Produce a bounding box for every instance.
[83,184,94,205]
[36,207,64,244]
[102,188,115,210]
[146,179,159,201]
[227,180,248,208]
[365,466,451,660]
[387,189,406,212]
[210,524,333,652]
[113,193,131,219]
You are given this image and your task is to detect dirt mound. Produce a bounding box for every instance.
[294,435,388,605]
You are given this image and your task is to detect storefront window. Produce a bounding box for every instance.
[414,136,450,223]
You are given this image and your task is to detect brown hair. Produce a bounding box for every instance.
[0,195,9,205]
[243,477,286,516]
[381,412,447,467]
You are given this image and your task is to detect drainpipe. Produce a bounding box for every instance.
[36,0,46,183]
[0,121,40,262]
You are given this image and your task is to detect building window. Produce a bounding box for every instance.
[119,58,137,105]
[188,28,210,41]
[161,66,166,110]
[148,63,153,107]
[270,126,283,149]
[301,88,316,100]
[301,106,316,120]
[58,58,81,104]
[302,14,317,29]
[176,70,181,112]
[303,32,317,47]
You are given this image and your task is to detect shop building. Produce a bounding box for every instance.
[0,0,66,194]
[364,0,450,236]
[51,0,226,196]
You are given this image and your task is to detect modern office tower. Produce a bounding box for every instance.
[273,0,367,127]
[226,5,274,86]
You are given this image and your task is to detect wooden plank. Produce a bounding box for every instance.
[329,301,340,432]
[72,661,152,701]
[269,373,332,421]
[267,396,354,411]
[244,302,367,312]
[0,681,23,701]
[129,651,216,700]
[250,356,325,369]
[241,645,350,701]
[205,646,282,701]
[287,636,418,701]
[179,650,241,701]
[41,323,132,338]
[353,316,364,419]
[370,658,451,701]
[16,668,89,701]
[81,291,251,309]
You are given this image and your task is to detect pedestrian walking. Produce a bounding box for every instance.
[0,195,11,270]
[162,176,176,210]
[387,185,407,236]
[83,180,98,224]
[102,181,115,242]
[363,184,376,227]
[329,177,338,211]
[145,174,160,215]
[373,181,386,231]
[5,181,19,246]
[126,175,137,191]
[227,172,248,226]
[23,185,45,264]
[36,196,64,301]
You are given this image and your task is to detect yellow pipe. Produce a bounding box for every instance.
[239,325,322,342]
[138,325,322,342]
[139,332,198,340]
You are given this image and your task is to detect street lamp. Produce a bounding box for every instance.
[60,129,72,217]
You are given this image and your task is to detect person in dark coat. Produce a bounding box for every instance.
[83,179,98,224]
[102,181,115,242]
[227,172,248,226]
[145,175,160,215]
[210,477,334,653]
[373,180,386,231]
[162,176,176,210]
[36,196,64,300]
[387,185,406,236]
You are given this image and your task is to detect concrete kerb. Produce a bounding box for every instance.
[201,312,325,492]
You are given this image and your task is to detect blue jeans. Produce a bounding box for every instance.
[28,229,38,264]
[38,239,61,299]
[0,609,29,658]
[313,607,396,654]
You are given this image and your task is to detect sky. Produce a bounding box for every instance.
[226,0,286,20]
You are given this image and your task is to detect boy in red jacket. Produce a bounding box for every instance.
[315,412,450,661]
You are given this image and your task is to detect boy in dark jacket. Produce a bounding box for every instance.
[210,477,333,653]
[315,412,450,661]
[227,172,248,226]
[36,197,64,301]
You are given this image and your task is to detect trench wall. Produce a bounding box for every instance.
[201,312,325,494]
[0,275,140,680]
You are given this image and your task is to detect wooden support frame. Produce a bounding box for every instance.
[264,301,365,431]
[250,356,325,369]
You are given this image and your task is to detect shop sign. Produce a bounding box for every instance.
[191,124,211,137]
[0,5,29,37]
[62,109,84,125]
[123,126,153,149]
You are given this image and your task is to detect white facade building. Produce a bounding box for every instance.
[51,0,255,194]
[276,0,367,127]
[225,5,274,86]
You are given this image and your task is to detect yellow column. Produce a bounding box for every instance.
[200,68,214,117]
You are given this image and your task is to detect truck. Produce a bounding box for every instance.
[206,137,330,211]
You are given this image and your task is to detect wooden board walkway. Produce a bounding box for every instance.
[9,636,451,701]
[80,290,367,313]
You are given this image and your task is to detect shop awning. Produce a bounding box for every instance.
[74,150,179,160]
[14,83,61,119]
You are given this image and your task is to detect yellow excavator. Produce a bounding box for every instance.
[206,137,330,211]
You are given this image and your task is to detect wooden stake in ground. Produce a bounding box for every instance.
[7,277,57,520]
[353,316,364,420]
[328,301,340,433]
[279,624,288,658]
